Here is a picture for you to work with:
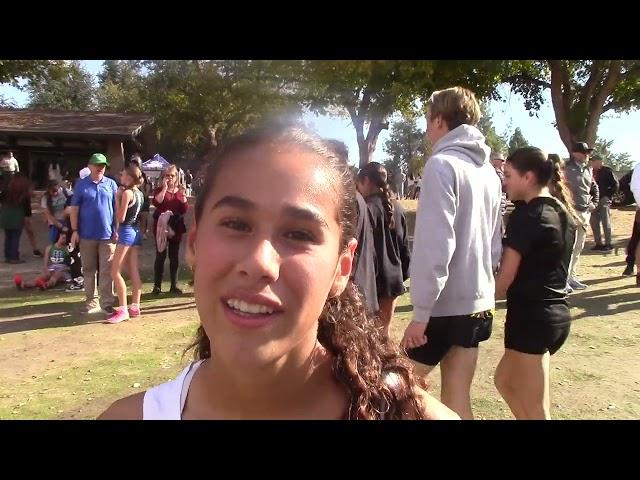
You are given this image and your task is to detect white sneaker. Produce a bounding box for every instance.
[568,278,587,290]
[81,302,101,315]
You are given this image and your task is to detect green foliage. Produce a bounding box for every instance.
[0,60,54,85]
[477,102,508,156]
[95,61,146,112]
[592,137,634,172]
[503,60,640,148]
[383,115,425,177]
[293,60,509,166]
[139,60,302,160]
[26,61,95,110]
[508,127,530,155]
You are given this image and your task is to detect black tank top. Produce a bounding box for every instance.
[122,189,144,227]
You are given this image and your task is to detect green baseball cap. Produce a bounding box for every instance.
[89,153,109,167]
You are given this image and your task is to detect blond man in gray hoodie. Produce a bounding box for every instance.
[401,87,503,419]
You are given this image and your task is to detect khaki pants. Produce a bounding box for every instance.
[569,210,591,280]
[79,239,116,308]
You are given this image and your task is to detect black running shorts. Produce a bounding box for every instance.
[407,310,493,367]
[505,300,570,355]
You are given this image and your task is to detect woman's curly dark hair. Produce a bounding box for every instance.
[187,122,426,419]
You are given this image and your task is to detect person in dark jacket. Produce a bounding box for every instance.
[589,156,618,252]
[356,162,410,338]
[326,140,379,314]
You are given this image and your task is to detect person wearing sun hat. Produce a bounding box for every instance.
[564,142,600,292]
[69,153,119,316]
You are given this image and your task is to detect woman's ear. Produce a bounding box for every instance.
[330,238,358,297]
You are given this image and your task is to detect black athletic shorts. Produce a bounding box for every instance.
[407,310,493,367]
[505,299,570,355]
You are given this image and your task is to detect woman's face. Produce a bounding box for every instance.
[164,169,177,187]
[356,177,373,197]
[504,162,531,201]
[190,144,355,370]
[120,171,133,187]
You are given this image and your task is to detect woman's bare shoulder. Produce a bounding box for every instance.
[414,387,460,420]
[97,392,145,420]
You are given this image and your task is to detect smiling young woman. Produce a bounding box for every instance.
[98,123,458,420]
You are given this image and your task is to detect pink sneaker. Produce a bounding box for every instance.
[13,275,23,289]
[106,307,130,324]
[128,305,141,318]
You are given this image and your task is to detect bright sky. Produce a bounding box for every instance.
[2,60,639,166]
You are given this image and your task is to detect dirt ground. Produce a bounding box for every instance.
[0,199,638,419]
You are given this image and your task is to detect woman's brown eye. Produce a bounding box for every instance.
[221,220,250,232]
[285,230,315,242]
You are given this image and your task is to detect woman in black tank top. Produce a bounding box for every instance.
[107,165,145,324]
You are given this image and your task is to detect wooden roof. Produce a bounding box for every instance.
[0,109,153,138]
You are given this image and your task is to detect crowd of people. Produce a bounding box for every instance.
[1,152,191,325]
[0,85,635,420]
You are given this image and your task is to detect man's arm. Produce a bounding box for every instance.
[41,195,58,227]
[112,184,119,229]
[69,193,80,246]
[69,206,79,231]
[409,158,457,323]
[630,167,640,204]
[608,168,619,197]
[590,176,600,208]
[491,179,504,271]
[401,158,457,350]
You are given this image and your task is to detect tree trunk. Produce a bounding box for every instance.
[353,120,390,168]
[548,61,574,153]
[583,60,622,147]
[202,124,219,162]
[347,108,389,168]
[548,60,622,153]
[362,117,388,168]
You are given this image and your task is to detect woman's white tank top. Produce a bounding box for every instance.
[142,360,204,420]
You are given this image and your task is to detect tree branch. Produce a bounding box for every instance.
[557,60,573,112]
[358,88,372,118]
[619,63,640,82]
[584,60,622,145]
[602,100,620,113]
[346,105,365,143]
[501,74,551,89]
[592,60,622,110]
[580,60,604,108]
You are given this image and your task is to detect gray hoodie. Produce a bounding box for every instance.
[410,124,502,322]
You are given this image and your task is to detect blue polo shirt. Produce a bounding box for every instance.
[71,176,118,240]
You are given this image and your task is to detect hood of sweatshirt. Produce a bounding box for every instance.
[432,124,491,167]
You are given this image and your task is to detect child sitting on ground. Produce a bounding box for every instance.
[14,231,71,290]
